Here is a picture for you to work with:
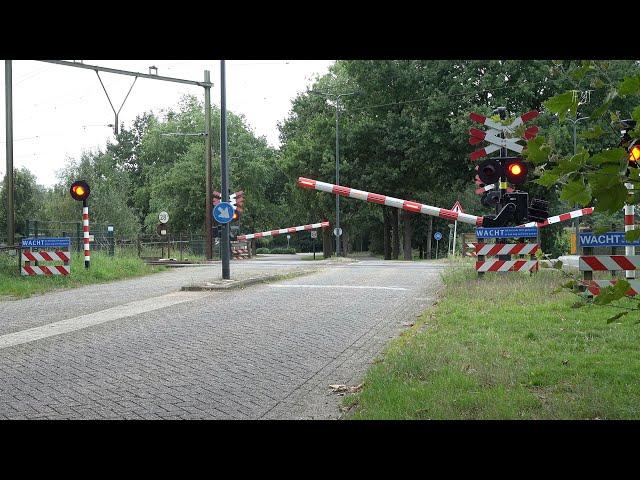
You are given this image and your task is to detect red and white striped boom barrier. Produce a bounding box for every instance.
[297,177,484,226]
[237,221,330,241]
[518,207,595,228]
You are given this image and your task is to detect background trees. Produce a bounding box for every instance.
[5,60,637,257]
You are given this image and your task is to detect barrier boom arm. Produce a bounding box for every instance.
[297,177,484,226]
[518,207,595,228]
[237,221,330,241]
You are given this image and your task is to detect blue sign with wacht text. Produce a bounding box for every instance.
[475,227,538,239]
[579,231,640,248]
[21,237,71,249]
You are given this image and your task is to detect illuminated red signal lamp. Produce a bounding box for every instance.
[504,158,528,184]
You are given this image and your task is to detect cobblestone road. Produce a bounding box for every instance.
[0,258,446,419]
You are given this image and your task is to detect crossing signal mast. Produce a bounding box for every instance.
[469,107,548,227]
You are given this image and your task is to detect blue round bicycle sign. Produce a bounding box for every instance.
[434,231,443,241]
[213,202,235,224]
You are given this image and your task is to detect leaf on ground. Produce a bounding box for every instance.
[329,384,348,393]
[607,311,630,324]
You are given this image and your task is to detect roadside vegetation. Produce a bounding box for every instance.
[0,250,165,300]
[344,267,640,419]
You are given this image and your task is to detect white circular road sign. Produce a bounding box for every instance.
[334,227,343,237]
[158,211,169,224]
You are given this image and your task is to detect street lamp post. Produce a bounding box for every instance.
[310,89,357,256]
[566,115,590,249]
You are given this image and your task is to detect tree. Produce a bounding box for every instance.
[0,167,47,240]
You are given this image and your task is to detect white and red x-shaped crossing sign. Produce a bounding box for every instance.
[468,110,539,161]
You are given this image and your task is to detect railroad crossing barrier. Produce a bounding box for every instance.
[297,177,484,226]
[20,237,71,276]
[236,221,330,241]
[231,241,250,260]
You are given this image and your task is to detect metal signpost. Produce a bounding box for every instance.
[450,201,464,256]
[434,231,442,259]
[311,230,318,259]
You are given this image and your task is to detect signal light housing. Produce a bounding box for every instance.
[477,158,502,185]
[504,158,528,184]
[70,180,90,201]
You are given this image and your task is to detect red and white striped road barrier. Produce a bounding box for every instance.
[232,247,250,260]
[237,221,330,241]
[21,265,70,276]
[297,177,484,227]
[579,255,640,271]
[582,279,640,297]
[83,205,90,268]
[464,242,477,257]
[474,243,539,256]
[475,259,539,272]
[21,251,70,263]
[518,207,595,229]
[21,250,70,276]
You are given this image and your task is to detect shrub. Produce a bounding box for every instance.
[256,247,271,254]
[270,247,296,254]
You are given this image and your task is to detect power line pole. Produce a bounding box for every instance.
[220,60,231,279]
[5,60,14,247]
[204,70,213,260]
[35,60,214,257]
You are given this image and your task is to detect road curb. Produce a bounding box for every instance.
[180,268,318,291]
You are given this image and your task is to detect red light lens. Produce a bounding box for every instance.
[508,163,523,176]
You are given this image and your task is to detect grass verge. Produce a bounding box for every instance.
[0,251,166,300]
[344,266,640,419]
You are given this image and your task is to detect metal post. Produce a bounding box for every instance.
[107,225,114,257]
[452,220,458,256]
[335,98,341,257]
[220,61,231,279]
[5,60,14,246]
[83,200,90,269]
[204,70,213,261]
[435,239,439,260]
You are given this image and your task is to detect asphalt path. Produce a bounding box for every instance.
[0,256,446,419]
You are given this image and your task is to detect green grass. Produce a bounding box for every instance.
[0,250,166,299]
[345,267,640,419]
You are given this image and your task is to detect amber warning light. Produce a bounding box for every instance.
[70,180,91,201]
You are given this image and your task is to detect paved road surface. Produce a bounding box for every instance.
[0,257,446,419]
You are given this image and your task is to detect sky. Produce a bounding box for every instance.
[0,60,335,187]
